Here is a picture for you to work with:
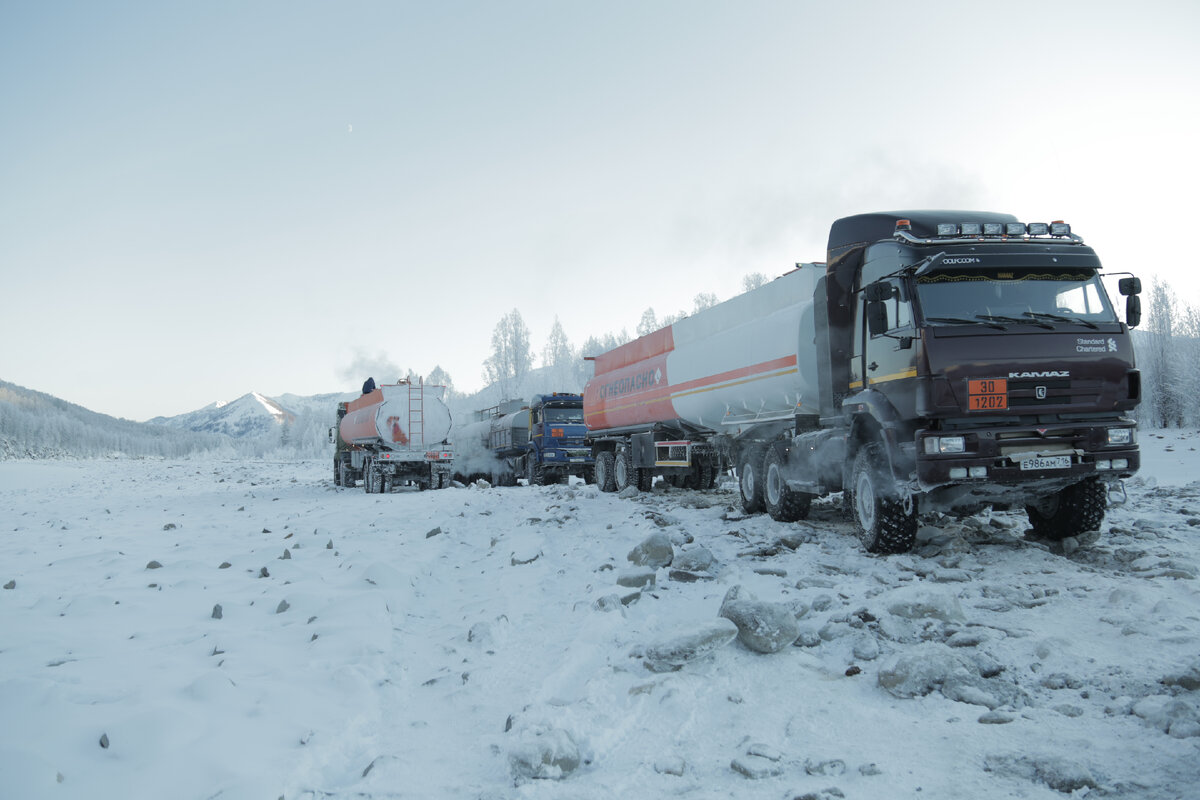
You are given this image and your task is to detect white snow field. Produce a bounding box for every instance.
[2,433,1199,800]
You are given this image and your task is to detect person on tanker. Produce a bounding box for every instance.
[362,377,376,395]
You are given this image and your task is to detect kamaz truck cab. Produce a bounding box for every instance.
[821,211,1141,552]
[525,393,593,485]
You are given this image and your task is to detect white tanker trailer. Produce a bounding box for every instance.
[331,381,454,493]
[585,211,1143,555]
[584,266,821,493]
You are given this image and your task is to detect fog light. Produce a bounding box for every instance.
[1006,222,1027,236]
[1112,459,1129,470]
[937,223,959,236]
[949,467,968,479]
[1096,459,1112,470]
[1027,222,1049,236]
[1107,427,1133,445]
[961,222,982,236]
[983,222,1005,235]
[968,466,987,478]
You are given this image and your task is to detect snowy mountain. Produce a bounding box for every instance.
[150,392,295,438]
[0,379,231,460]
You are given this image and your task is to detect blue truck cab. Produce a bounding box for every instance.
[525,393,594,485]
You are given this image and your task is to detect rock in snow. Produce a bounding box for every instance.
[627,532,674,568]
[508,725,582,780]
[719,585,801,654]
[642,618,739,672]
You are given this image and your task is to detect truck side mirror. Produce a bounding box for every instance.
[864,282,896,302]
[1126,295,1141,328]
[867,300,889,336]
[1118,277,1142,296]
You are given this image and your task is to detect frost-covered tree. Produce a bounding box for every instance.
[483,309,532,399]
[742,272,768,292]
[636,308,659,336]
[693,292,719,313]
[427,365,456,397]
[1146,279,1183,427]
[542,317,573,369]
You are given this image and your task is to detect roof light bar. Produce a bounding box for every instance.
[897,218,1084,245]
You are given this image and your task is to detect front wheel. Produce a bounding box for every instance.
[850,443,917,554]
[763,447,810,522]
[526,458,543,486]
[594,451,617,492]
[1025,478,1106,540]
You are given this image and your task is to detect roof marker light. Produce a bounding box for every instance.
[896,219,912,232]
[937,223,959,236]
[1006,222,1027,237]
[1027,222,1049,236]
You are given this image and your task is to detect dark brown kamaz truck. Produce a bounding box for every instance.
[793,210,1142,552]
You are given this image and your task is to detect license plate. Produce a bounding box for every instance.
[570,458,584,463]
[1020,455,1071,471]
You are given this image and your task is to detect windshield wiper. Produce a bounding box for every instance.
[978,313,1053,329]
[925,316,1007,330]
[1022,311,1098,329]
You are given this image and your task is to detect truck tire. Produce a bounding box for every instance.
[850,443,917,554]
[739,446,766,513]
[615,449,636,491]
[636,466,653,492]
[1025,478,1107,540]
[763,447,810,522]
[582,466,595,485]
[526,458,543,486]
[594,452,617,492]
[333,459,341,486]
[340,461,356,488]
[364,460,383,494]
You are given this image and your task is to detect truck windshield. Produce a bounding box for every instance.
[544,406,585,424]
[915,268,1118,327]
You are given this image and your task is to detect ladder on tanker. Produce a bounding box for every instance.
[408,381,425,449]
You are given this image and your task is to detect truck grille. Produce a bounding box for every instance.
[1006,378,1101,408]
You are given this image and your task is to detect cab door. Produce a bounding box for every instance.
[863,277,919,418]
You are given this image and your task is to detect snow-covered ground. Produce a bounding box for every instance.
[2,433,1199,800]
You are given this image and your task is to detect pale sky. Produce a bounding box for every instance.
[3,1,1199,421]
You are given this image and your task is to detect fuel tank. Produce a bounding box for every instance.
[339,383,453,449]
[584,266,822,435]
[489,410,530,453]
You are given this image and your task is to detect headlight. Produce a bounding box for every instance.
[925,435,966,454]
[1107,427,1133,445]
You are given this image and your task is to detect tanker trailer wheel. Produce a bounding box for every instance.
[1025,477,1106,540]
[614,449,636,491]
[339,460,356,488]
[739,447,766,513]
[763,448,810,522]
[594,451,617,492]
[333,459,342,486]
[362,460,377,494]
[850,443,917,554]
